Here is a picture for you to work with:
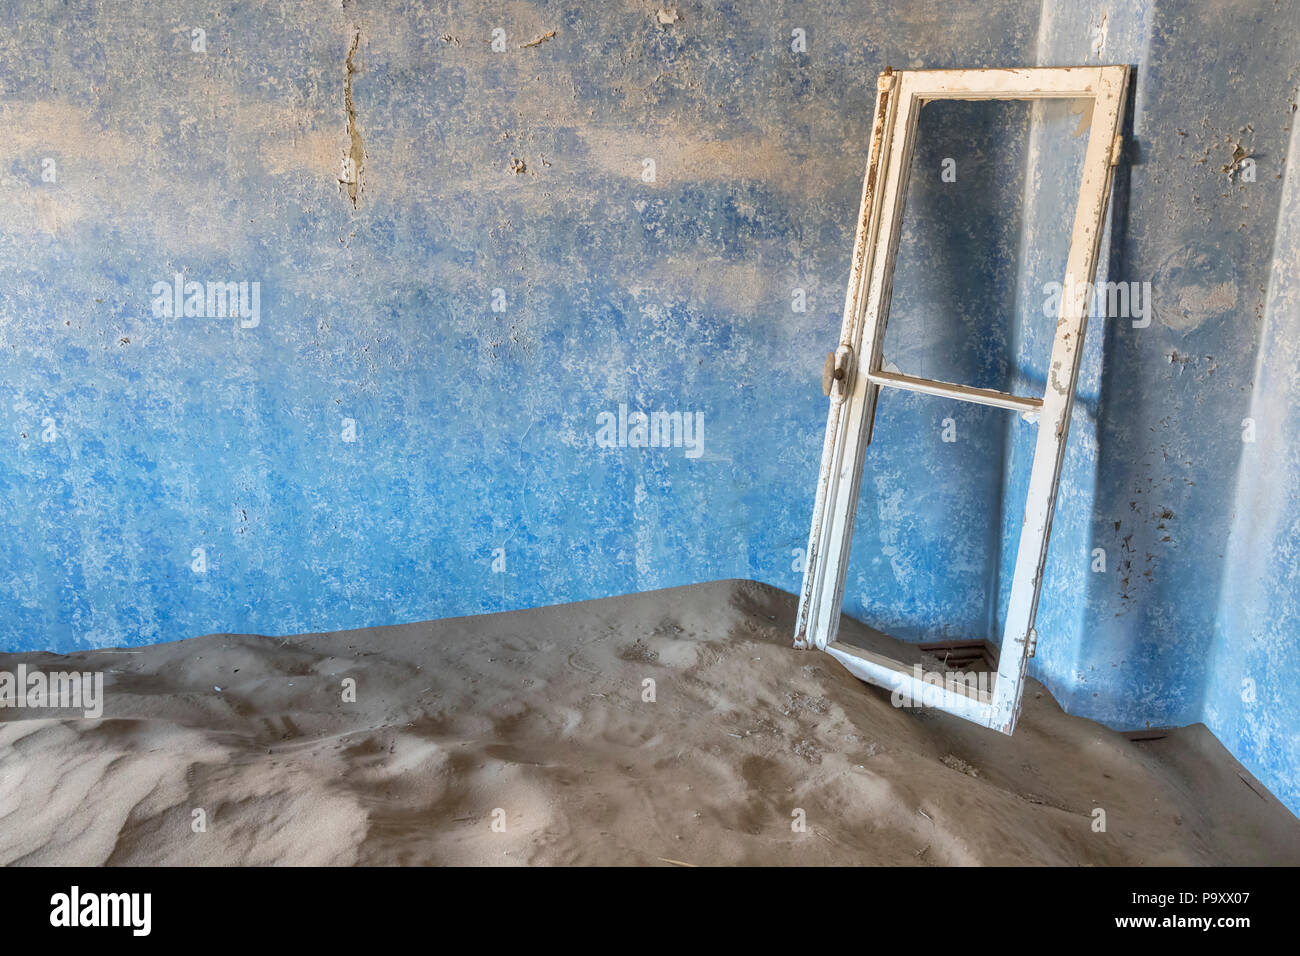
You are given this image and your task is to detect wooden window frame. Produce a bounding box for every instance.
[794,66,1130,734]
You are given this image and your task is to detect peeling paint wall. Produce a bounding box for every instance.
[0,0,1041,648]
[1206,108,1300,814]
[1023,0,1300,812]
[1,1,1296,808]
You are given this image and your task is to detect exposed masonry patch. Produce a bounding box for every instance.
[341,29,365,208]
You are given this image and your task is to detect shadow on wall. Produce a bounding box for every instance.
[995,87,1137,727]
[1068,80,1149,724]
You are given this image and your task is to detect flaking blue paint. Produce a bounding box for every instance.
[0,1,1296,811]
[1021,0,1300,813]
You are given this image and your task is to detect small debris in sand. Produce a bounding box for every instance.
[618,638,659,663]
[1221,143,1251,180]
[942,754,979,777]
[780,691,830,717]
[792,739,822,763]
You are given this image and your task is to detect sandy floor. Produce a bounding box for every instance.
[1,579,1296,865]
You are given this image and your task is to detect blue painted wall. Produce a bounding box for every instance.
[1,1,1296,809]
[1021,0,1300,812]
[1205,106,1300,815]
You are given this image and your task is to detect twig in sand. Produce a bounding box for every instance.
[1237,771,1268,801]
[519,30,556,48]
[658,857,698,867]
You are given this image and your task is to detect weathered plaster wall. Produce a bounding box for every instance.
[1206,109,1300,814]
[1,1,1296,808]
[0,0,1041,649]
[1017,0,1300,812]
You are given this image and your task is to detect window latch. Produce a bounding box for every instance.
[821,345,855,402]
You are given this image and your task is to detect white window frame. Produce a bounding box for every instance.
[795,66,1130,734]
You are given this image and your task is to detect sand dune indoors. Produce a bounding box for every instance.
[2,580,1296,866]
